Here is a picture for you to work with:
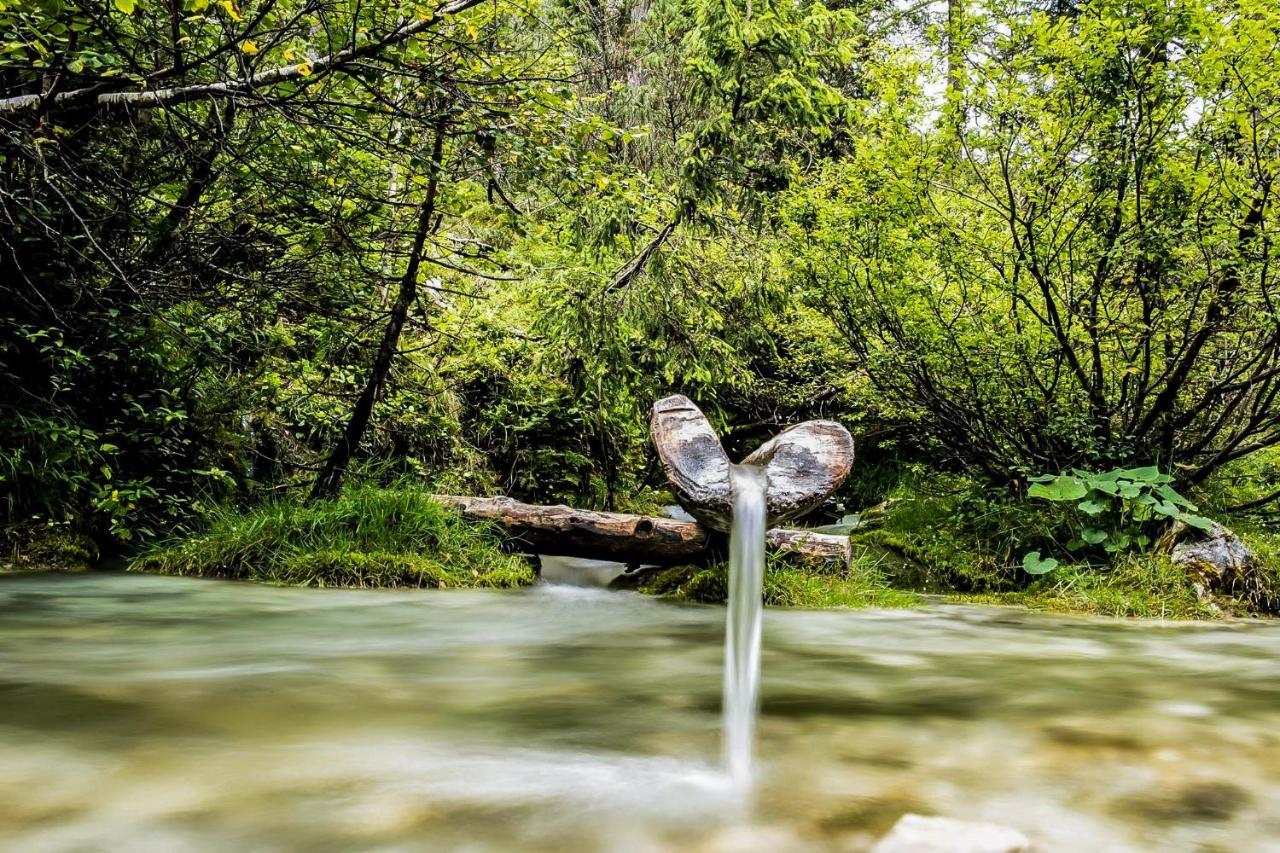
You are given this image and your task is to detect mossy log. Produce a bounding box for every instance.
[434,495,852,567]
[650,394,854,531]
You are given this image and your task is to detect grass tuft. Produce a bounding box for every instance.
[950,556,1219,619]
[130,485,534,589]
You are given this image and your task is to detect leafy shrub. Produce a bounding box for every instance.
[1022,467,1213,574]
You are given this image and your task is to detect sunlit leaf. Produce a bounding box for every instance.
[1022,551,1059,575]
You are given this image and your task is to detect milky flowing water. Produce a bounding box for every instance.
[724,463,767,786]
[5,572,1280,851]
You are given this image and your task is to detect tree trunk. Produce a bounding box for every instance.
[310,120,447,500]
[433,495,853,567]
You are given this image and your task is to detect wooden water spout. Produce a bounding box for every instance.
[650,394,854,530]
[437,395,856,569]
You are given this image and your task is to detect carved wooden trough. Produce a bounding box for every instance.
[439,395,855,568]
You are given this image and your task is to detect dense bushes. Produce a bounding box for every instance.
[781,0,1280,485]
[3,0,1280,615]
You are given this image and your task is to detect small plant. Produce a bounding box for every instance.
[1021,467,1214,575]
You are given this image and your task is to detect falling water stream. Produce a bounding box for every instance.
[724,463,768,786]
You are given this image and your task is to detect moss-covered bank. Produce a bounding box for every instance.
[109,475,1280,618]
[639,474,1280,618]
[130,485,534,589]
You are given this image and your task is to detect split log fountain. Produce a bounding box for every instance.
[439,394,855,568]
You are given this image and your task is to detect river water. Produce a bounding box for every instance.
[3,572,1280,852]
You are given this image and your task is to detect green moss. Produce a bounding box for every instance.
[949,555,1219,619]
[680,566,731,603]
[2,523,96,572]
[130,485,534,589]
[638,554,920,609]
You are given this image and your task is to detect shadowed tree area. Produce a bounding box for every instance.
[2,0,1279,613]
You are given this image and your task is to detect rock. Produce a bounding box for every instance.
[1170,523,1273,611]
[1171,523,1252,579]
[871,814,1031,853]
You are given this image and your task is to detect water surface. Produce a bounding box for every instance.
[3,572,1280,851]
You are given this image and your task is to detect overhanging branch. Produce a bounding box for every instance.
[0,0,487,117]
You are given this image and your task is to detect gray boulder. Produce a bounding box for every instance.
[1171,522,1252,580]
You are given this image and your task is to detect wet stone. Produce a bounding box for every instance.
[871,814,1032,853]
[1117,780,1248,823]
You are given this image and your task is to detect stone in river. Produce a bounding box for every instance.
[871,814,1032,853]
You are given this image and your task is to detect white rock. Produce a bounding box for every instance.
[871,814,1031,853]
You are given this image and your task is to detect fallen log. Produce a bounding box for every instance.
[434,495,852,568]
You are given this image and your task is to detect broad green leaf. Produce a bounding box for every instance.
[1155,484,1196,510]
[1115,466,1171,484]
[1027,476,1088,502]
[1022,551,1059,575]
[1176,513,1216,533]
[1077,499,1106,515]
[113,0,136,12]
[1081,528,1107,544]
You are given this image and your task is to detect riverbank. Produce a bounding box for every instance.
[128,486,533,589]
[637,478,1280,618]
[9,483,1278,619]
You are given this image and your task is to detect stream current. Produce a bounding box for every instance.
[3,571,1280,851]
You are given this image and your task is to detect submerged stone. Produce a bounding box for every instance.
[871,814,1031,853]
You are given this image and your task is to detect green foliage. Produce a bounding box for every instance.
[781,0,1280,482]
[965,556,1222,620]
[1025,467,1213,567]
[130,485,533,589]
[846,472,1038,592]
[3,0,1280,619]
